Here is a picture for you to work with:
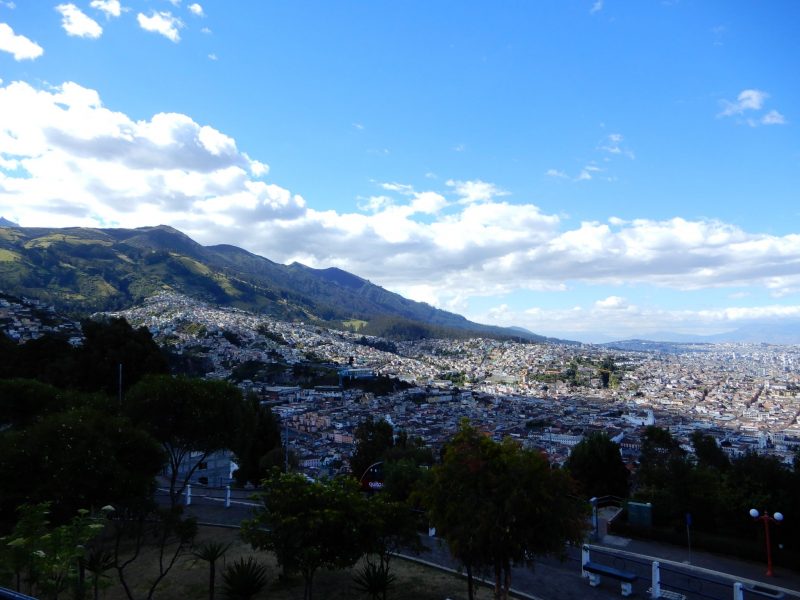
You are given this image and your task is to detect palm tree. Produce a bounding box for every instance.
[192,540,231,600]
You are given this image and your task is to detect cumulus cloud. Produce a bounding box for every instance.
[446,179,508,204]
[0,79,302,233]
[719,89,768,117]
[590,0,603,14]
[479,300,800,341]
[90,0,122,18]
[188,3,204,17]
[719,89,786,126]
[56,4,103,38]
[761,109,787,125]
[546,168,567,178]
[137,11,183,42]
[3,79,800,333]
[0,22,43,60]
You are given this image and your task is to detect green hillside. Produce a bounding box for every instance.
[0,224,553,342]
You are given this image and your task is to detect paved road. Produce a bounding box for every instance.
[166,486,800,600]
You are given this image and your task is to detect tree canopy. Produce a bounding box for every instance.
[424,421,587,600]
[242,472,368,600]
[566,431,629,499]
[124,375,243,505]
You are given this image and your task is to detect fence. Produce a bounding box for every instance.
[582,544,799,600]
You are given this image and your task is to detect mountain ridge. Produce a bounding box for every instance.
[0,224,560,342]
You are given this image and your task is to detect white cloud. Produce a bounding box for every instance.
[90,0,122,18]
[137,11,183,42]
[483,299,800,341]
[718,89,787,127]
[546,169,567,178]
[595,296,628,309]
[208,52,217,61]
[380,181,414,194]
[761,110,786,125]
[590,0,603,14]
[0,1,16,8]
[4,79,800,330]
[410,191,447,214]
[0,22,43,60]
[188,3,204,16]
[56,4,103,39]
[599,133,635,159]
[719,89,767,117]
[446,179,508,204]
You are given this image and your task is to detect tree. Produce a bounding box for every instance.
[690,431,730,471]
[424,421,587,600]
[192,541,231,600]
[107,503,198,600]
[0,407,164,525]
[357,493,420,600]
[636,426,686,489]
[124,375,243,506]
[0,503,109,600]
[566,431,629,499]
[231,394,282,486]
[242,472,368,600]
[350,417,394,481]
[0,379,75,430]
[77,317,168,396]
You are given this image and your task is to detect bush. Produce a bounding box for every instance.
[221,557,269,600]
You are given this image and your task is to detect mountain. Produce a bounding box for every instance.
[604,322,800,347]
[0,217,19,227]
[0,224,555,342]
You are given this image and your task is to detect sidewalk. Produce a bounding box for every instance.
[597,532,800,593]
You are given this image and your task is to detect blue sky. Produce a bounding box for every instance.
[1,1,799,341]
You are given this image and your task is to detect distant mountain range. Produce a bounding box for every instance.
[604,322,800,349]
[0,223,558,342]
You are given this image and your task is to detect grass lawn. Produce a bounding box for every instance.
[102,525,490,600]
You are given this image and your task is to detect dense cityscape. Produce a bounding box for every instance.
[6,290,798,483]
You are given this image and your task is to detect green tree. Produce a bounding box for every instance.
[566,431,629,499]
[124,375,243,506]
[424,421,587,600]
[192,541,231,600]
[358,493,420,600]
[77,317,169,396]
[231,394,282,486]
[350,416,394,482]
[690,431,730,471]
[636,426,686,489]
[0,503,109,600]
[0,407,164,524]
[242,472,368,600]
[0,379,75,429]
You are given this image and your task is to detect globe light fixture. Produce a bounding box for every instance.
[750,508,783,577]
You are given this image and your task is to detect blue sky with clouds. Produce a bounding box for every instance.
[1,1,799,341]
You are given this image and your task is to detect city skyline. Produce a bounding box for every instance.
[1,1,799,341]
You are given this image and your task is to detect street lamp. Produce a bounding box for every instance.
[749,508,783,576]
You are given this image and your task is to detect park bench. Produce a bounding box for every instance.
[583,561,637,597]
